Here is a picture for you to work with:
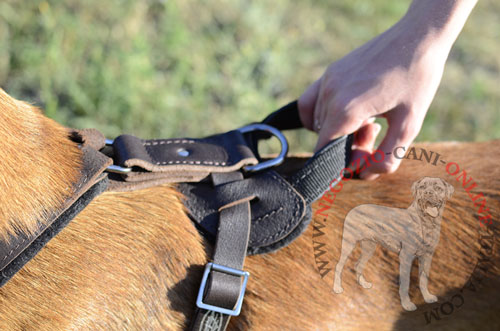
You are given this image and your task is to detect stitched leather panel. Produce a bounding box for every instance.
[0,145,111,274]
[178,170,308,254]
[112,131,258,177]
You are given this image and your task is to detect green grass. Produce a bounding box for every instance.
[0,0,498,153]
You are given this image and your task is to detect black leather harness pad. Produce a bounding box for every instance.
[178,170,310,255]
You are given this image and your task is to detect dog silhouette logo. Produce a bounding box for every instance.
[333,177,454,311]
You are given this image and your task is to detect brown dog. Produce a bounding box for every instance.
[0,88,498,330]
[333,177,454,311]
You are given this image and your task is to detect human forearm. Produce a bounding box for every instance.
[402,0,478,52]
[298,0,478,180]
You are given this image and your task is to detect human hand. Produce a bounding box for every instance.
[298,0,477,180]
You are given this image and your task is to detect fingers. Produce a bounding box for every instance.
[353,121,381,151]
[314,100,363,152]
[299,73,371,151]
[350,122,382,173]
[299,78,423,182]
[298,79,321,130]
[359,105,421,180]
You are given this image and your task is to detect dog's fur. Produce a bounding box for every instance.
[0,89,82,241]
[0,88,498,330]
[333,177,454,311]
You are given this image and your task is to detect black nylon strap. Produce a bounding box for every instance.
[246,100,302,155]
[191,172,252,331]
[290,134,353,204]
[262,100,303,130]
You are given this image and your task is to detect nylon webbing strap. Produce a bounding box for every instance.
[262,100,303,130]
[290,134,353,204]
[191,172,252,331]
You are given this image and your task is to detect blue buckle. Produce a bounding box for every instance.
[196,262,250,316]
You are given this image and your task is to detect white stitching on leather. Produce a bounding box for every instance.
[143,139,195,146]
[156,160,227,166]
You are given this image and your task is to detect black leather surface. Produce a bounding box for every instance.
[178,170,308,255]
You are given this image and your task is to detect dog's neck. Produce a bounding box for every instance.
[0,89,83,241]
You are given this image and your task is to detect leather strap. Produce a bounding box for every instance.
[190,172,252,331]
[179,102,352,255]
[111,131,258,182]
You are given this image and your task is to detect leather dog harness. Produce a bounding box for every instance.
[0,101,352,330]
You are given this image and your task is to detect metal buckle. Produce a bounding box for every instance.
[196,262,250,316]
[104,139,133,174]
[237,123,288,172]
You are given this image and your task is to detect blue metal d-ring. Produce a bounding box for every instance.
[237,123,288,172]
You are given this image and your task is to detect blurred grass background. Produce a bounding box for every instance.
[0,0,498,153]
